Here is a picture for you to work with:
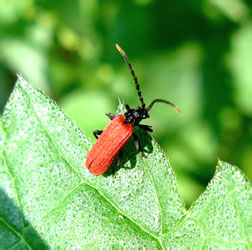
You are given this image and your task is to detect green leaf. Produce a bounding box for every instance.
[0,77,251,248]
[162,161,251,248]
[0,76,185,248]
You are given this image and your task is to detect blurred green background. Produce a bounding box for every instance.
[0,0,251,206]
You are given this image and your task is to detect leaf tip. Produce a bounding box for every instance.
[16,74,27,87]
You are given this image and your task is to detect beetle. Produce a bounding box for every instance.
[85,44,182,175]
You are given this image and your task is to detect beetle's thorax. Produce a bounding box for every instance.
[124,105,149,126]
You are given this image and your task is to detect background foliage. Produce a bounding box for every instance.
[0,0,251,206]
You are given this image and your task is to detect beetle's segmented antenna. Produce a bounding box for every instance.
[147,99,182,114]
[116,44,145,108]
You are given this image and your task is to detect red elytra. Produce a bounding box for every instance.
[85,44,181,175]
[85,115,133,175]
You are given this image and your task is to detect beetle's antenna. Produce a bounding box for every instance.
[147,99,182,114]
[116,44,145,108]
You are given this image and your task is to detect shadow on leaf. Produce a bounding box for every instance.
[0,188,49,249]
[103,127,153,176]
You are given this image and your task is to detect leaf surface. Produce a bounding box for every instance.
[0,77,251,248]
[162,161,251,248]
[0,77,185,248]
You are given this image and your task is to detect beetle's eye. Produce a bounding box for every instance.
[144,113,149,119]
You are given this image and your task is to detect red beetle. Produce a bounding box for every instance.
[85,44,181,175]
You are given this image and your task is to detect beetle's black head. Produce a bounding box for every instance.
[124,104,150,126]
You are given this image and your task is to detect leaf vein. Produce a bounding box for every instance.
[42,182,85,219]
[0,217,32,249]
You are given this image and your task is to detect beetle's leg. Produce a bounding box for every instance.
[133,132,140,151]
[126,104,130,111]
[93,130,103,139]
[133,132,145,157]
[112,150,123,175]
[106,113,117,120]
[138,124,153,132]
